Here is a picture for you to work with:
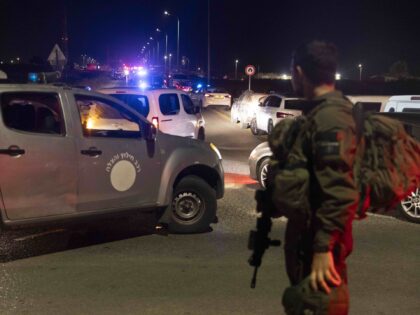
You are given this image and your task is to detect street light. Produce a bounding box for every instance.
[358,64,363,81]
[164,10,180,70]
[235,59,239,80]
[164,55,168,73]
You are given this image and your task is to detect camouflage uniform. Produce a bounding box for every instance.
[276,91,359,313]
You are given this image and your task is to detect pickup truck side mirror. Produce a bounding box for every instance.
[145,123,157,141]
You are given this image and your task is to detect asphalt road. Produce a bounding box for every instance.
[0,107,419,315]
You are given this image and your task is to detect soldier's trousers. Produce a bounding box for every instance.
[283,221,349,315]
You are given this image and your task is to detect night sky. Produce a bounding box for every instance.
[0,0,418,79]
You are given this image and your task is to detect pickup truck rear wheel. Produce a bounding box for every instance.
[169,176,216,233]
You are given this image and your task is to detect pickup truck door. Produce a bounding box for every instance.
[72,93,161,212]
[0,91,77,220]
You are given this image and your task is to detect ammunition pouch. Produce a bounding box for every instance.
[271,162,311,221]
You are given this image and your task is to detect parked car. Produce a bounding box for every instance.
[0,84,224,233]
[347,95,390,112]
[383,95,420,113]
[249,142,271,188]
[252,102,420,224]
[381,109,420,223]
[191,87,232,109]
[231,91,268,129]
[251,94,302,135]
[98,88,205,140]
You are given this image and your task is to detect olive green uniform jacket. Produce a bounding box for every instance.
[281,91,359,283]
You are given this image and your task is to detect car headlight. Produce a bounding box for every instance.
[210,142,222,160]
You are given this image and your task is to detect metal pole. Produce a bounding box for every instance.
[235,61,238,80]
[177,18,180,70]
[157,41,160,65]
[248,75,251,91]
[165,34,168,58]
[207,0,211,86]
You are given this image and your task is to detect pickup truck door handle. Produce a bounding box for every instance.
[161,119,173,122]
[0,146,25,157]
[81,147,102,157]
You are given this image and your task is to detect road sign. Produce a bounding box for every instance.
[245,65,256,76]
[48,44,67,70]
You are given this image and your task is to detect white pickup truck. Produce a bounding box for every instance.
[0,84,224,233]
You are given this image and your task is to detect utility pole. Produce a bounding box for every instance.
[177,18,180,70]
[165,34,168,59]
[60,1,69,62]
[207,0,211,86]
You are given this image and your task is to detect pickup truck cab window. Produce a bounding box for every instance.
[75,94,141,138]
[1,92,65,135]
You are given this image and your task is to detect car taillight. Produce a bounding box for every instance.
[276,112,293,118]
[152,117,159,129]
[225,95,231,98]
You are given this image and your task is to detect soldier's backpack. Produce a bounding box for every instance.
[267,101,420,220]
[353,105,420,218]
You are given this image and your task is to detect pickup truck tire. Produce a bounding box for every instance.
[397,188,420,223]
[169,176,216,233]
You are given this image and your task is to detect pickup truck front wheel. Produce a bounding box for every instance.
[169,176,216,233]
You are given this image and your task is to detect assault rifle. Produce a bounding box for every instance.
[248,189,281,289]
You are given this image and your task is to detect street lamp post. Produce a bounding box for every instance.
[164,55,168,74]
[164,11,180,71]
[169,53,172,74]
[155,28,162,65]
[165,34,168,60]
[358,64,363,81]
[235,59,239,80]
[207,0,211,86]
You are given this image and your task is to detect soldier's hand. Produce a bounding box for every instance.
[310,252,342,294]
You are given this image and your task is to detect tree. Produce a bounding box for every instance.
[29,56,46,65]
[389,60,409,79]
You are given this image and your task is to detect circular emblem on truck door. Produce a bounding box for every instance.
[110,160,137,192]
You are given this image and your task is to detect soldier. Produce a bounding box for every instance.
[277,41,359,314]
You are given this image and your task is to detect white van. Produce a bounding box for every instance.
[383,96,420,113]
[98,88,205,140]
[346,95,390,112]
